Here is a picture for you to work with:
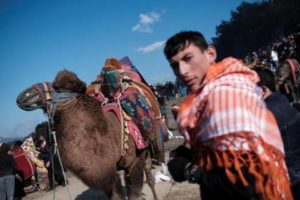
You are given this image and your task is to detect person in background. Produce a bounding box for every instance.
[0,143,17,200]
[164,31,292,199]
[276,58,300,111]
[13,141,36,188]
[294,24,300,62]
[37,135,67,191]
[171,103,179,120]
[270,46,279,70]
[36,135,54,191]
[253,67,300,199]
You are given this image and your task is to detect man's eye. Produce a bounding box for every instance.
[183,56,192,62]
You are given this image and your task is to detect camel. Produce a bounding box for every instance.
[16,70,159,200]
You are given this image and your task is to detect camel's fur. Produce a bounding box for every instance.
[50,70,157,199]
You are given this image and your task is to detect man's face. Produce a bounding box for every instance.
[169,43,216,92]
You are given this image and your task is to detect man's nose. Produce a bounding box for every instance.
[178,61,189,75]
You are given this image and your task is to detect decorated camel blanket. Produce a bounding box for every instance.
[101,102,146,150]
[88,57,161,141]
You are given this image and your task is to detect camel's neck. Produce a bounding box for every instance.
[54,94,120,138]
[51,95,123,191]
[49,92,79,124]
[52,92,79,103]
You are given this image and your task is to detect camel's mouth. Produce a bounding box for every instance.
[16,87,43,111]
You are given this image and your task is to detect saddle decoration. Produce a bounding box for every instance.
[96,58,161,141]
[101,101,146,152]
[88,88,148,153]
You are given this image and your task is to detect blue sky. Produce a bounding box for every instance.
[0,0,256,138]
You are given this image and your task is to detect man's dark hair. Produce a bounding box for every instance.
[164,31,209,60]
[253,67,276,92]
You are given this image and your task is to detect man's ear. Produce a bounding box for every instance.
[261,86,271,99]
[261,85,267,93]
[207,46,217,64]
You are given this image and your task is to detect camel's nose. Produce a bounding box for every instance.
[16,92,23,106]
[16,89,33,110]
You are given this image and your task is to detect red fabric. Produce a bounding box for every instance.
[13,147,36,180]
[102,104,146,150]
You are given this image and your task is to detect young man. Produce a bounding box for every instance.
[254,67,300,199]
[164,31,293,200]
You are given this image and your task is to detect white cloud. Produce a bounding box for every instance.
[137,41,165,53]
[132,12,161,33]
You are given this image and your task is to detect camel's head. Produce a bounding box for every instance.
[53,69,86,94]
[17,70,86,111]
[16,82,53,111]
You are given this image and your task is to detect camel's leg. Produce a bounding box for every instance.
[124,153,145,200]
[111,172,126,200]
[98,171,125,200]
[144,150,158,200]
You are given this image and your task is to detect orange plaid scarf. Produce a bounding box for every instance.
[178,58,292,199]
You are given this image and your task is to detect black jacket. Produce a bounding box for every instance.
[265,92,300,168]
[0,153,17,177]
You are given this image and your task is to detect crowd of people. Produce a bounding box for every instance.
[0,125,67,200]
[244,30,300,111]
[245,34,298,71]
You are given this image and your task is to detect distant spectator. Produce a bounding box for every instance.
[254,67,300,199]
[175,78,188,96]
[37,135,67,191]
[246,51,260,69]
[294,24,300,62]
[157,94,167,117]
[277,36,290,62]
[276,58,300,110]
[260,49,271,69]
[270,46,279,70]
[0,143,17,200]
[171,104,179,120]
[13,141,36,186]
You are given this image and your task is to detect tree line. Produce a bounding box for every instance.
[212,0,300,60]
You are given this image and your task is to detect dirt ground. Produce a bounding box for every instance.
[22,137,200,200]
[22,164,201,200]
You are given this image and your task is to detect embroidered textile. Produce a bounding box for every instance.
[102,103,146,150]
[178,57,292,199]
